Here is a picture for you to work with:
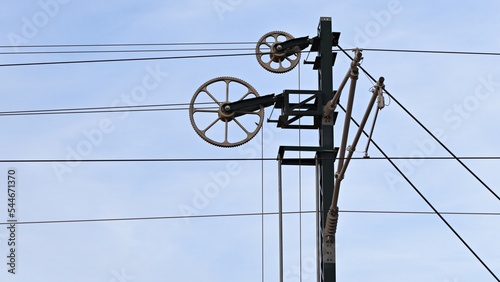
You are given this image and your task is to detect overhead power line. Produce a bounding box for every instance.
[2,156,500,163]
[0,52,265,68]
[1,45,498,68]
[2,48,499,61]
[2,40,498,56]
[1,210,498,226]
[0,47,255,56]
[0,102,217,117]
[341,210,500,216]
[359,48,500,56]
[3,48,500,57]
[0,41,257,49]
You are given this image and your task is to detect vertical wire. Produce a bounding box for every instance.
[261,125,265,282]
[278,157,284,282]
[297,62,303,282]
[315,158,321,282]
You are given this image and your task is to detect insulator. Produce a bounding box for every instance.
[324,207,339,242]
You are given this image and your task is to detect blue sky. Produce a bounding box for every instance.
[0,1,499,282]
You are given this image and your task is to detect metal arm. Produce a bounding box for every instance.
[221,93,277,117]
[325,76,385,241]
[324,48,363,118]
[333,49,362,179]
[363,88,385,158]
[273,36,311,56]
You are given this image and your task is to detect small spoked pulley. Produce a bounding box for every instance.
[256,31,301,73]
[189,77,264,147]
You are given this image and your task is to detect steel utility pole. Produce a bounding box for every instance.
[317,17,337,282]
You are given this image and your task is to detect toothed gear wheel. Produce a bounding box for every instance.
[256,31,300,73]
[189,76,264,147]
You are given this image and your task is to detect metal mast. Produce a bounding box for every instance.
[317,17,337,282]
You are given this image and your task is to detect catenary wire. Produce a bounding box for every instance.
[1,157,500,163]
[1,210,499,226]
[0,47,255,55]
[0,210,500,225]
[0,102,218,117]
[0,52,268,67]
[341,210,500,216]
[2,40,499,56]
[3,46,499,68]
[358,48,500,56]
[0,106,214,116]
[0,101,197,113]
[0,47,498,68]
[337,103,500,281]
[0,41,257,48]
[338,45,500,202]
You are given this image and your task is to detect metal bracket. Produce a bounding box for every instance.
[223,93,276,117]
[322,109,338,125]
[310,32,341,52]
[323,241,335,264]
[274,36,311,55]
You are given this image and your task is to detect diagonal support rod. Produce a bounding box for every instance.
[325,76,385,241]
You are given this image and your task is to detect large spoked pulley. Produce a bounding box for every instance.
[256,31,301,73]
[189,77,264,147]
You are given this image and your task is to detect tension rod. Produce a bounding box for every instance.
[364,85,386,158]
[323,48,363,118]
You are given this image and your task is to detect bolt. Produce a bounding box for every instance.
[276,45,282,51]
[224,105,231,111]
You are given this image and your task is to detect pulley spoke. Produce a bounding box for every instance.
[203,89,220,104]
[224,120,229,143]
[193,109,219,113]
[233,118,252,135]
[201,117,220,133]
[225,79,230,102]
[238,90,254,101]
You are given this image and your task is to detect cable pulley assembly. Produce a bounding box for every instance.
[255,31,307,73]
[189,76,265,147]
[190,30,313,147]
